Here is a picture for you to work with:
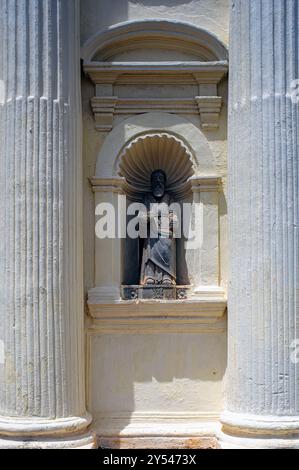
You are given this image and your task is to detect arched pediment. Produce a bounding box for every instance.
[81,19,228,62]
[83,20,228,133]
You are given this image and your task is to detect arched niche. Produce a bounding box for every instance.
[116,132,196,287]
[89,113,226,311]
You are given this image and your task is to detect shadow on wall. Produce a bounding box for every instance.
[92,332,227,449]
[81,0,129,43]
[80,0,198,44]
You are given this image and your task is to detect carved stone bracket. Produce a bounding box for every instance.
[91,96,118,132]
[195,96,223,130]
[84,61,228,133]
[90,95,223,132]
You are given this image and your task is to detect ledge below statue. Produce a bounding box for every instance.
[87,286,227,334]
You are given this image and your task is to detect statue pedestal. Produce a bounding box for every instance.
[121,285,191,301]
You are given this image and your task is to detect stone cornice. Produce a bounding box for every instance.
[87,287,227,334]
[84,61,227,132]
[84,61,228,85]
[89,177,125,193]
[190,176,222,192]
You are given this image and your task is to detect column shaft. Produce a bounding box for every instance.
[0,0,95,448]
[221,0,299,448]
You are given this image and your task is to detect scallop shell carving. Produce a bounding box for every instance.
[117,133,195,198]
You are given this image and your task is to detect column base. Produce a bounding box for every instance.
[218,412,299,449]
[0,414,97,449]
[0,434,96,449]
[218,431,299,449]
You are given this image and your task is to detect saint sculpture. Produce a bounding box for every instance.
[140,170,177,287]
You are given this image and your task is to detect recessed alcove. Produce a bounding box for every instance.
[88,112,226,323]
[82,18,229,446]
[116,132,195,288]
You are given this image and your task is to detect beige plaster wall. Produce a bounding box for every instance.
[90,333,226,413]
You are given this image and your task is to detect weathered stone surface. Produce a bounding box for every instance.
[0,0,95,448]
[81,5,229,444]
[220,0,299,449]
[99,436,219,449]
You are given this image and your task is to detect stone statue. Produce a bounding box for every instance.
[140,170,176,286]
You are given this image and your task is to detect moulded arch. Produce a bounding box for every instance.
[81,19,228,62]
[95,113,217,181]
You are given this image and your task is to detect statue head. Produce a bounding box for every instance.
[151,170,167,198]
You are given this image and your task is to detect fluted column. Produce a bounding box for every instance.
[0,0,95,448]
[220,0,299,448]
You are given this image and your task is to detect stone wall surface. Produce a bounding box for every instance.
[220,0,299,449]
[0,0,95,448]
[80,0,230,46]
[0,0,298,450]
[81,0,230,444]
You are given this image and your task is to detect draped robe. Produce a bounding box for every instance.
[140,193,176,285]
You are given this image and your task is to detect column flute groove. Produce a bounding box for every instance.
[220,0,299,448]
[0,0,95,448]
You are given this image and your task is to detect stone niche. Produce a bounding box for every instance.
[82,19,228,446]
[87,113,226,323]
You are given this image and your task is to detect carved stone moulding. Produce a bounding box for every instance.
[121,285,190,301]
[196,96,223,130]
[82,21,228,133]
[81,20,228,63]
[87,287,227,334]
[84,62,228,86]
[93,410,221,449]
[91,96,118,132]
[116,132,195,199]
[90,95,223,132]
[0,415,96,449]
[84,62,227,133]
